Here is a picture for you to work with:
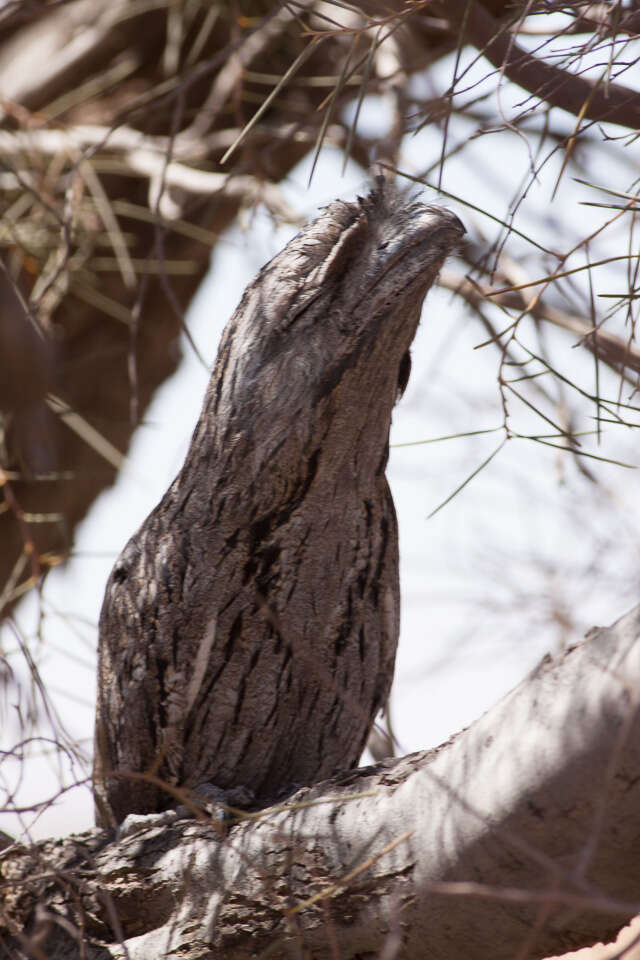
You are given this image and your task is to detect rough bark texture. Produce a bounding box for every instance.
[93,183,465,827]
[3,606,640,959]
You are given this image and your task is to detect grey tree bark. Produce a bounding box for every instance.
[2,605,640,959]
[92,183,465,827]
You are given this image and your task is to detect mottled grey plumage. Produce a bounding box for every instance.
[93,183,464,827]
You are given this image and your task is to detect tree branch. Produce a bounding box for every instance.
[439,267,640,378]
[445,0,640,130]
[3,605,640,958]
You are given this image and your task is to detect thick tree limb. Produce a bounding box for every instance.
[0,261,51,420]
[3,605,640,958]
[444,0,640,130]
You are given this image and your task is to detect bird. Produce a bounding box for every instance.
[92,180,465,828]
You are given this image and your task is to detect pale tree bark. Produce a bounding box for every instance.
[2,605,640,959]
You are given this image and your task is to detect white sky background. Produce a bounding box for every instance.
[2,33,640,840]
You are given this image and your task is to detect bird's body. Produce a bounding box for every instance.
[93,183,464,827]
